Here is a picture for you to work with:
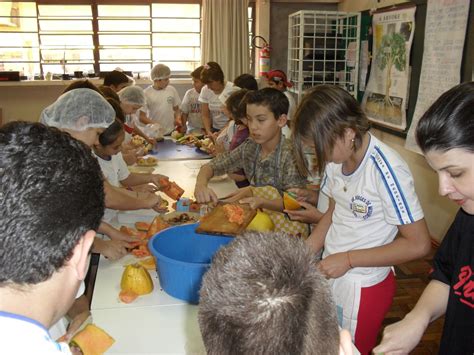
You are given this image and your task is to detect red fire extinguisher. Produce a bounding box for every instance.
[252,36,271,77]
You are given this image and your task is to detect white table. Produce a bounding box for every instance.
[91,159,237,354]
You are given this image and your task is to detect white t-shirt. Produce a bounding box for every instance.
[180,88,203,130]
[199,82,233,130]
[94,152,130,222]
[321,133,424,283]
[0,311,72,354]
[143,85,181,135]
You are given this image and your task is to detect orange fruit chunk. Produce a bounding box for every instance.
[283,192,302,210]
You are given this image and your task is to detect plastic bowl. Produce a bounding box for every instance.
[148,223,233,304]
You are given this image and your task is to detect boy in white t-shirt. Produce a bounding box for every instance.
[0,122,102,354]
[141,64,182,135]
[180,65,205,134]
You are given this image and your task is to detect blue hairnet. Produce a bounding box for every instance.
[40,89,115,131]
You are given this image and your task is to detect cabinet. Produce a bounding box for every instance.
[287,11,361,103]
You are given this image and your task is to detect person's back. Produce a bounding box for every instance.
[199,231,347,354]
[0,122,104,354]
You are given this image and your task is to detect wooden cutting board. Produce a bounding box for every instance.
[195,203,257,236]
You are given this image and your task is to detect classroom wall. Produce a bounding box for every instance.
[0,79,192,124]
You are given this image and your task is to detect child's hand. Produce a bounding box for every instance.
[97,240,129,261]
[285,200,322,224]
[150,174,169,189]
[141,192,162,209]
[194,185,218,204]
[133,183,159,193]
[317,252,352,279]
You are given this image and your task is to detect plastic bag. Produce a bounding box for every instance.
[142,123,164,141]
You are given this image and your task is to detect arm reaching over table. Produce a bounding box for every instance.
[194,163,218,203]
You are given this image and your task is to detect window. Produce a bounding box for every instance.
[1,2,255,78]
[0,1,202,77]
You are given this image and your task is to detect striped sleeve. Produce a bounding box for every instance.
[371,146,424,225]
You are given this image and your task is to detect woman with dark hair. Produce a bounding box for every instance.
[375,82,474,355]
[199,61,234,135]
[291,85,431,354]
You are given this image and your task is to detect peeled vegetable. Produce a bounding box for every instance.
[120,263,154,296]
[70,324,115,355]
[283,192,302,210]
[246,211,275,232]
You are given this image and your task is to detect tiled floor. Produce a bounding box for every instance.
[379,248,443,354]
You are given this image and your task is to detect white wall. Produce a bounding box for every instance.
[0,79,192,124]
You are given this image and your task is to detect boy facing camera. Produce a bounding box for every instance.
[194,88,306,205]
[198,231,354,355]
[0,122,104,353]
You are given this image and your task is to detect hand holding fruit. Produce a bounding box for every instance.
[285,200,321,224]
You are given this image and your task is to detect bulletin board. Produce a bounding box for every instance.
[357,0,473,137]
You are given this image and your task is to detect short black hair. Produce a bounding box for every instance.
[416,81,474,154]
[233,73,258,91]
[199,231,340,355]
[0,122,104,285]
[103,70,130,87]
[244,87,289,118]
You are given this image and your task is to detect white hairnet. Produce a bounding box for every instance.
[150,64,171,81]
[40,89,115,131]
[118,86,145,106]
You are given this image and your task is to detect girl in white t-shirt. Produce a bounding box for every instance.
[291,85,431,355]
[198,61,233,135]
[92,120,170,220]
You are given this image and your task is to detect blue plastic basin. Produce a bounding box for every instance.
[148,223,233,304]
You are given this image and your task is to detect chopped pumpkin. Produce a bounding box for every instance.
[223,204,245,225]
[120,263,154,295]
[70,324,115,355]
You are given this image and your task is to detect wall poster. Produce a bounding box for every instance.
[362,6,416,131]
[405,0,470,153]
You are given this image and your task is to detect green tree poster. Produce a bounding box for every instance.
[362,6,416,131]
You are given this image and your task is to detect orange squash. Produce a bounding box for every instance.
[119,289,138,304]
[70,324,115,355]
[162,181,185,200]
[283,192,302,211]
[120,263,154,295]
[146,216,171,238]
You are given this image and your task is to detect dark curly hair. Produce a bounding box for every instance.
[0,122,104,285]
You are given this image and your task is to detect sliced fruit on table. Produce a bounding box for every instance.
[120,263,154,296]
[69,324,115,355]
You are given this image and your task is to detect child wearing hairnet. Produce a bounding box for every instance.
[140,64,182,135]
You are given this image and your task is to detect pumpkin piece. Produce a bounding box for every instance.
[146,216,171,238]
[131,245,151,258]
[283,192,302,211]
[120,263,154,295]
[162,181,185,200]
[189,203,201,213]
[70,324,115,355]
[138,256,156,270]
[159,178,171,189]
[119,289,139,304]
[223,204,245,225]
[135,221,150,231]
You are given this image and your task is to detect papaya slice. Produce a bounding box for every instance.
[120,226,140,237]
[70,324,115,355]
[283,192,302,211]
[119,289,139,304]
[162,181,185,200]
[146,216,171,238]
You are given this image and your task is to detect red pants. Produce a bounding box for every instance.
[354,271,396,355]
